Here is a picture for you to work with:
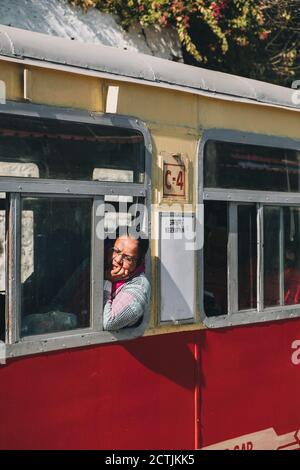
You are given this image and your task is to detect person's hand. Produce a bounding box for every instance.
[105,265,129,282]
[111,264,129,281]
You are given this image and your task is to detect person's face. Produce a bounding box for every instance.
[112,236,139,274]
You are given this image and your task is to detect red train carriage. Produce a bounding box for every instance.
[0,25,299,450]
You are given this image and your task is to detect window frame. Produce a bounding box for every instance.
[199,129,300,328]
[1,101,152,358]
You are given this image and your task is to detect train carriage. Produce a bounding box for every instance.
[0,25,300,450]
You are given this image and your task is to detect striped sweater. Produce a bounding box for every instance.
[103,273,150,331]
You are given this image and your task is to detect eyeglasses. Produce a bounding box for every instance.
[111,247,137,264]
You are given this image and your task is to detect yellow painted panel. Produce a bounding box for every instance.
[151,130,198,162]
[113,81,198,129]
[0,60,23,100]
[28,67,103,111]
[147,130,200,330]
[145,322,205,337]
[113,80,300,142]
[150,130,198,207]
[199,96,300,141]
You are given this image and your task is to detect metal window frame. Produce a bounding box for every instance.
[0,101,152,358]
[233,202,258,313]
[227,203,238,315]
[257,204,264,313]
[7,193,21,344]
[199,129,300,328]
[279,207,284,307]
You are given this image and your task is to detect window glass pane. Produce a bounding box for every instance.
[204,201,228,316]
[21,197,92,336]
[204,141,300,192]
[283,207,300,305]
[238,205,257,310]
[0,116,144,183]
[264,206,280,307]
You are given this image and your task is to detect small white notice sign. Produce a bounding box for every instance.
[159,213,195,323]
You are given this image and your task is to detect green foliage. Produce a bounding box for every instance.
[69,0,300,85]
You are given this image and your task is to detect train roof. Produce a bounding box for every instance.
[0,24,298,112]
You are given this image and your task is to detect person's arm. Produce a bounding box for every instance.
[103,276,150,331]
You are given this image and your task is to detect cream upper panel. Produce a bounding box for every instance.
[0,61,23,101]
[0,61,103,111]
[2,59,299,143]
[110,80,300,143]
[110,81,198,130]
[27,67,103,111]
[198,95,300,141]
[149,130,198,205]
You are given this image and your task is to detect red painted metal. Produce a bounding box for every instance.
[199,318,300,448]
[1,319,300,449]
[0,332,196,450]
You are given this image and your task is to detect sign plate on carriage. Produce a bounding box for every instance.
[163,162,185,197]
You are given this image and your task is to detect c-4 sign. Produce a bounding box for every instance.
[163,162,185,197]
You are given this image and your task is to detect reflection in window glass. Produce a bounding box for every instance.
[0,116,144,182]
[21,211,34,283]
[204,141,300,192]
[284,207,300,305]
[21,198,92,336]
[264,206,280,307]
[204,201,228,316]
[204,200,300,316]
[93,168,133,183]
[0,162,38,178]
[0,201,6,341]
[238,205,257,310]
[0,209,5,292]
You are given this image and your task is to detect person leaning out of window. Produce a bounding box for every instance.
[103,234,150,331]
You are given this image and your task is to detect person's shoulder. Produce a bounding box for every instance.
[126,273,150,292]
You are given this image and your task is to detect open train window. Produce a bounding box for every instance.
[0,104,150,358]
[202,132,300,327]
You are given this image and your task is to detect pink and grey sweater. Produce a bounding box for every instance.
[103,273,150,331]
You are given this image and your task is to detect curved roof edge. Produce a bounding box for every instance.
[0,24,299,112]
